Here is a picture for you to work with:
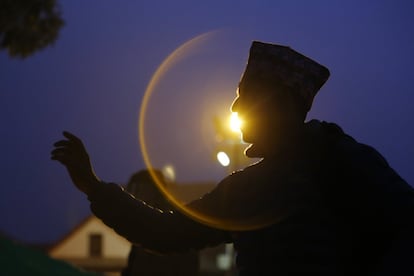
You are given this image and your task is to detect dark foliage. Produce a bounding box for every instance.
[0,0,64,58]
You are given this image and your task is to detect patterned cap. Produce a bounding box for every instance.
[240,41,330,111]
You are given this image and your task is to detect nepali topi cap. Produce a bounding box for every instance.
[240,41,330,112]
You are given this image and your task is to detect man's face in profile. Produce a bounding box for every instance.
[231,79,299,145]
[231,81,275,144]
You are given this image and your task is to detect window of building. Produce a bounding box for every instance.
[89,233,103,257]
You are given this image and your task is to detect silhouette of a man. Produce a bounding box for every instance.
[52,41,414,275]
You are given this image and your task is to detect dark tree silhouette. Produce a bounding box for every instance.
[0,0,64,58]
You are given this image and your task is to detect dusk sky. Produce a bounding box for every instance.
[1,1,414,244]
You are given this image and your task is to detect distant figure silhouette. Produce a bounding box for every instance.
[52,41,414,275]
[121,170,199,276]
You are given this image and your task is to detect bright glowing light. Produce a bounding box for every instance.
[229,112,242,133]
[217,151,230,167]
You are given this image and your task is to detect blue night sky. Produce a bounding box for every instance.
[1,1,414,244]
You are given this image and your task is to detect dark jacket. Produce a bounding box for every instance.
[89,120,414,275]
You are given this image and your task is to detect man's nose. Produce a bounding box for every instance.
[231,96,239,113]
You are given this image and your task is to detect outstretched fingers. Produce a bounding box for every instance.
[63,131,81,143]
[51,140,72,164]
[51,131,100,194]
[53,139,72,148]
[51,131,86,164]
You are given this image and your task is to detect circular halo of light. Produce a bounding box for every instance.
[139,29,275,231]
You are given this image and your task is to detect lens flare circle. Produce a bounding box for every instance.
[139,29,274,230]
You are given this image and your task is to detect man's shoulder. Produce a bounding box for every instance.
[223,161,264,184]
[306,119,389,166]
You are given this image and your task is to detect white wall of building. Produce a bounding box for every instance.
[50,216,131,259]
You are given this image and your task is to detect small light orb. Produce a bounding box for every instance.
[217,151,230,167]
[162,164,176,182]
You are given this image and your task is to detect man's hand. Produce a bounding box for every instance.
[51,131,101,195]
